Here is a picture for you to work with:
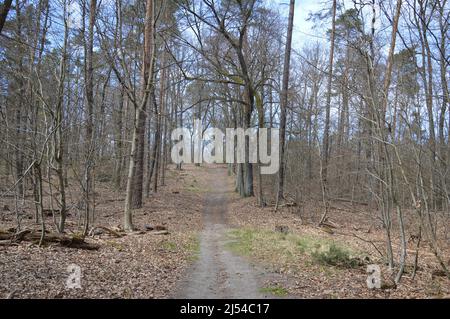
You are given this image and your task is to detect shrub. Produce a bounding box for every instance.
[311,243,358,268]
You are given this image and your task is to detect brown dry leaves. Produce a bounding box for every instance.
[227,195,450,299]
[1,164,448,299]
[0,166,203,299]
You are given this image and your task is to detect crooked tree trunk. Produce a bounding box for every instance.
[319,0,336,223]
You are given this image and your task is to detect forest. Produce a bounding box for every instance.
[0,0,449,299]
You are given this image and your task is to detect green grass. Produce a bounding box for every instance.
[226,228,360,270]
[106,240,125,251]
[185,234,200,261]
[186,185,203,192]
[184,176,211,193]
[260,285,289,296]
[185,178,208,193]
[159,234,200,262]
[160,240,177,252]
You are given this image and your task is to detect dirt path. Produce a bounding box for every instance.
[174,166,265,299]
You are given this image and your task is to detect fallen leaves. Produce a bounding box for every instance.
[227,190,450,299]
[0,166,203,299]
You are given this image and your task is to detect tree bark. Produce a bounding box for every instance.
[318,0,336,223]
[322,0,336,183]
[124,0,155,231]
[82,0,97,235]
[276,0,295,207]
[0,0,12,35]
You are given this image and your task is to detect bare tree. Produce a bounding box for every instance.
[318,0,336,224]
[276,0,295,210]
[123,0,155,231]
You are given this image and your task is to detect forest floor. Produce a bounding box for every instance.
[1,164,449,298]
[0,166,204,298]
[226,180,450,298]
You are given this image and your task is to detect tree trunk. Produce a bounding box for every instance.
[124,0,154,231]
[276,0,295,207]
[114,87,125,189]
[319,0,336,222]
[82,0,97,235]
[0,0,12,35]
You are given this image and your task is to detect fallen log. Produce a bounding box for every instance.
[89,226,124,238]
[0,229,100,250]
[320,219,341,229]
[319,225,334,235]
[151,230,169,235]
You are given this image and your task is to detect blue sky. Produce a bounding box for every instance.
[271,0,329,49]
[272,0,381,50]
[65,0,329,50]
